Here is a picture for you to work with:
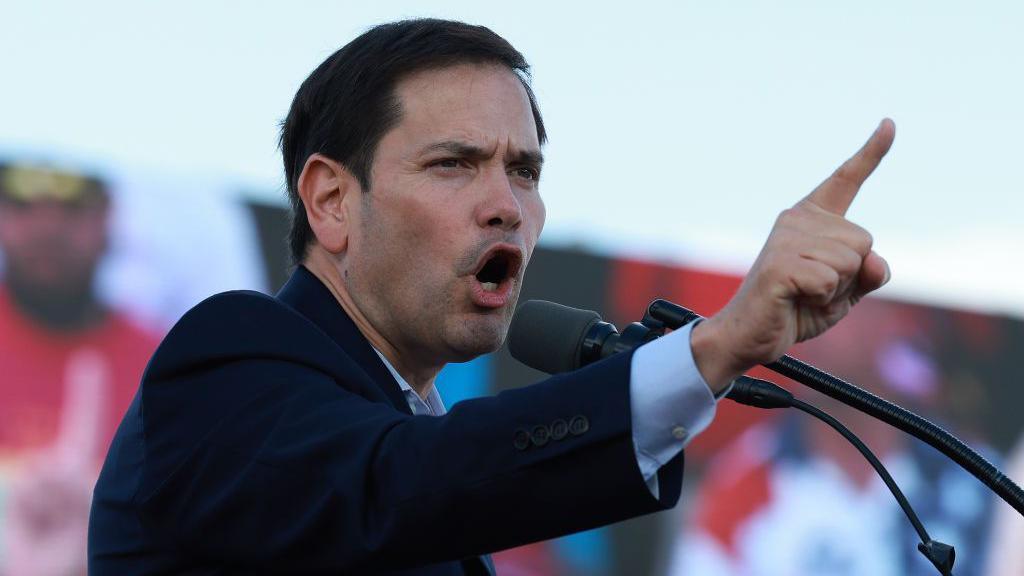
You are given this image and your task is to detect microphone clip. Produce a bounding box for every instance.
[579,319,664,368]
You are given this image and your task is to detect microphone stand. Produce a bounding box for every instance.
[642,298,1024,518]
[728,375,956,576]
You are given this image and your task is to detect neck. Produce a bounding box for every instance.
[303,248,442,398]
[5,274,105,332]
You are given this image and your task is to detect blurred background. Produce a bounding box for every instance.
[1,1,1022,575]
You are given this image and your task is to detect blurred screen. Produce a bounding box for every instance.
[0,156,1021,575]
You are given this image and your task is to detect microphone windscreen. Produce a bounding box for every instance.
[508,300,601,374]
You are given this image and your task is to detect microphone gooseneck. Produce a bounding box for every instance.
[644,299,1024,518]
[508,298,1024,518]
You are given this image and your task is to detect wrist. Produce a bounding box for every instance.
[689,315,749,394]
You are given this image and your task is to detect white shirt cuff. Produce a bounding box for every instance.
[629,322,722,497]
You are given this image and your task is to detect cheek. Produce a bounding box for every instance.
[358,203,453,290]
[406,221,462,288]
[523,195,546,242]
[68,220,107,257]
[0,216,20,247]
[0,213,37,242]
[386,194,462,266]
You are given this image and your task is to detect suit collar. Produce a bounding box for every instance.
[277,266,493,576]
[276,265,412,415]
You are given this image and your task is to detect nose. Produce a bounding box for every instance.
[475,168,523,231]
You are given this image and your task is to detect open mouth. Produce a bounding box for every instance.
[474,247,522,291]
[468,245,524,309]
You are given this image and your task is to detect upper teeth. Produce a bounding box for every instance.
[481,282,498,291]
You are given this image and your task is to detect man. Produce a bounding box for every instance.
[89,18,893,575]
[0,163,159,575]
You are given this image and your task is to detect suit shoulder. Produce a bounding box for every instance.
[166,289,304,343]
[144,290,340,381]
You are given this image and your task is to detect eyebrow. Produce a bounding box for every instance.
[418,140,544,168]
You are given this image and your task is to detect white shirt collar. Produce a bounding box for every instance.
[372,348,447,416]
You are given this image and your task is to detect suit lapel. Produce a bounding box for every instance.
[278,268,494,576]
[276,266,412,415]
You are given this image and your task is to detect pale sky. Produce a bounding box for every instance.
[3,1,1022,317]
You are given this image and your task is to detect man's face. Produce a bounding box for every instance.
[0,195,109,297]
[342,63,546,366]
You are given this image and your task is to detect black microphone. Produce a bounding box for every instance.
[508,300,658,374]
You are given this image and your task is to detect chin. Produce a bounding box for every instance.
[443,315,509,362]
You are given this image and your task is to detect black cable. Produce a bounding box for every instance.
[646,298,1024,517]
[790,399,932,549]
[728,376,956,576]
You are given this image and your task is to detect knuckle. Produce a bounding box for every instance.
[835,219,872,254]
[776,207,802,227]
[821,271,839,296]
[860,229,874,252]
[850,227,873,255]
[832,163,857,186]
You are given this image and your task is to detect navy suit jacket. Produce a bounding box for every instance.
[89,266,685,574]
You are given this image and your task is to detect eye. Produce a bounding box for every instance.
[511,166,540,181]
[430,158,462,170]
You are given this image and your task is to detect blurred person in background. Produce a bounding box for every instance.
[668,299,994,576]
[0,163,159,576]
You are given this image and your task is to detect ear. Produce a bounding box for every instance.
[297,153,359,254]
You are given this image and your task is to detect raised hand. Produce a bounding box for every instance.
[692,119,896,392]
[5,349,110,576]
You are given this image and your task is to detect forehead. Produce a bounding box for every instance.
[387,63,540,151]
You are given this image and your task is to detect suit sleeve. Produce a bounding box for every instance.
[135,350,684,572]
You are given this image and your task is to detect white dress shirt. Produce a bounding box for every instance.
[373,322,723,498]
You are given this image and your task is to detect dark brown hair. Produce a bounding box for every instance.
[279,18,547,263]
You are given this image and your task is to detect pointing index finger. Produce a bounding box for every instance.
[802,118,896,216]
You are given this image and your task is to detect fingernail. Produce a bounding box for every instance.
[882,264,891,285]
